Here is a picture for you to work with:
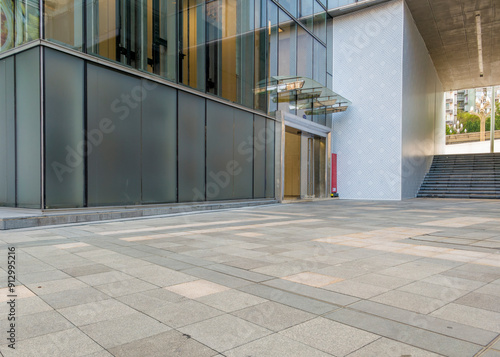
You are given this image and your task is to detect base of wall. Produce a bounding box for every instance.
[0,199,278,230]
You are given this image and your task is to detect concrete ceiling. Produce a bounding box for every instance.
[405,0,500,91]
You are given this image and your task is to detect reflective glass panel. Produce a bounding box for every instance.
[44,0,83,49]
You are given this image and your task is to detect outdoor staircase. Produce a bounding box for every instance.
[417,153,500,199]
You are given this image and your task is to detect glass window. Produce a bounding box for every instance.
[142,80,177,203]
[0,56,15,206]
[86,64,142,206]
[313,40,326,86]
[44,0,83,49]
[44,49,85,208]
[86,0,176,81]
[299,0,313,31]
[1,0,40,53]
[179,0,205,90]
[16,48,41,208]
[313,0,326,43]
[267,1,278,116]
[278,0,297,17]
[278,9,296,78]
[206,0,255,108]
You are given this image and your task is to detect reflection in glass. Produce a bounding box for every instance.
[45,0,83,49]
[179,0,205,90]
[0,0,40,53]
[86,0,175,80]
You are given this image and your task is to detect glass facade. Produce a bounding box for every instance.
[1,0,331,118]
[0,0,337,208]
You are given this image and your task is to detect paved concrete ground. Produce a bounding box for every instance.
[0,198,500,357]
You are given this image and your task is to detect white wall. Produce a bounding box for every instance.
[332,0,404,199]
[400,2,443,198]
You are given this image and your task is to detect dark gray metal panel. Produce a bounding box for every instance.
[178,91,206,202]
[141,81,177,203]
[16,48,41,208]
[87,64,142,206]
[44,49,85,208]
[253,115,266,198]
[233,108,253,199]
[206,100,234,201]
[0,56,16,206]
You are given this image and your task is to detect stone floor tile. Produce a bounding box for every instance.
[371,290,448,314]
[282,272,343,287]
[80,312,170,349]
[431,303,500,333]
[165,279,230,299]
[40,287,110,309]
[178,314,272,352]
[232,301,315,331]
[196,289,267,312]
[62,264,113,277]
[108,330,217,357]
[454,292,500,313]
[147,299,223,328]
[117,289,185,313]
[26,278,88,296]
[17,310,74,341]
[0,328,104,357]
[57,298,137,326]
[94,278,158,297]
[280,317,379,356]
[224,333,332,357]
[346,337,442,357]
[323,280,390,299]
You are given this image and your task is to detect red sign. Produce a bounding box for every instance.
[331,154,337,193]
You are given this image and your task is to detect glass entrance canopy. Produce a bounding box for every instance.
[257,76,351,117]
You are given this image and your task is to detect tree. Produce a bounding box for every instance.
[457,110,480,133]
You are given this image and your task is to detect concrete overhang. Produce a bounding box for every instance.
[406,0,500,91]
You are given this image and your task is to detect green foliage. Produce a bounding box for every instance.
[485,102,500,130]
[446,125,457,135]
[457,110,480,133]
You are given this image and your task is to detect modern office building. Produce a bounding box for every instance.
[0,0,499,209]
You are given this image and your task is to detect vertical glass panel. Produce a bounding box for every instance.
[87,64,141,206]
[278,10,296,77]
[206,100,233,201]
[327,17,332,80]
[206,0,254,108]
[44,49,84,208]
[16,48,40,208]
[253,115,266,198]
[234,109,253,199]
[86,0,176,80]
[45,0,83,49]
[267,1,278,116]
[15,0,40,45]
[297,27,312,79]
[299,0,313,31]
[1,0,40,53]
[278,0,296,17]
[179,0,205,89]
[313,40,326,86]
[313,0,326,43]
[0,57,15,206]
[178,91,205,202]
[254,27,267,113]
[1,1,16,52]
[142,80,176,203]
[265,119,275,198]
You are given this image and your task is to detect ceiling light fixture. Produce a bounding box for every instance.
[476,13,484,78]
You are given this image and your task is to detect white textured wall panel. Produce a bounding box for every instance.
[332,0,404,200]
[401,2,443,198]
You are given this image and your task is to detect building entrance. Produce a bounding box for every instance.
[284,126,327,200]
